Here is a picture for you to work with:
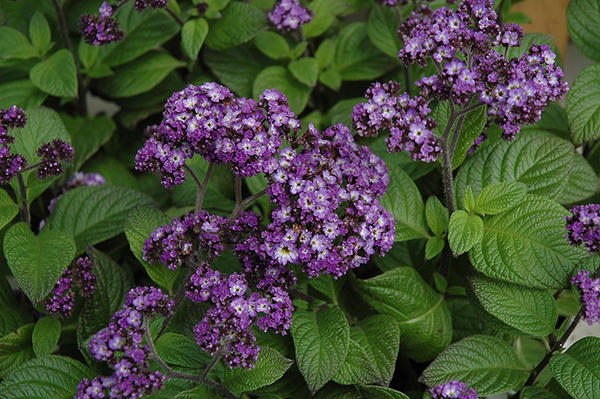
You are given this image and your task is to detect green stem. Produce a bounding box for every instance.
[440,112,458,215]
[187,163,214,215]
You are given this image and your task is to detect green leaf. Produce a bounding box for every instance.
[354,267,452,362]
[61,114,116,170]
[425,196,448,237]
[334,22,395,81]
[155,333,211,369]
[225,346,293,392]
[357,385,410,399]
[204,43,272,97]
[0,355,95,399]
[289,57,319,87]
[291,307,350,393]
[469,195,592,289]
[4,223,76,303]
[423,335,529,396]
[425,237,445,260]
[381,167,430,241]
[550,336,600,399]
[125,207,179,292]
[448,210,483,256]
[182,18,209,60]
[567,63,600,145]
[254,31,290,60]
[302,0,347,39]
[0,324,34,377]
[78,249,133,342]
[455,131,574,204]
[0,27,37,60]
[452,105,487,169]
[315,39,336,69]
[520,386,559,399]
[0,308,32,339]
[45,185,154,253]
[29,12,51,55]
[97,51,185,98]
[367,5,401,58]
[474,181,527,215]
[174,385,222,399]
[308,274,344,304]
[0,80,46,109]
[350,315,400,386]
[531,102,570,138]
[205,2,267,50]
[463,186,475,213]
[471,276,557,336]
[319,67,342,91]
[0,189,19,230]
[32,317,60,357]
[253,66,311,114]
[78,38,99,70]
[333,338,379,386]
[567,0,600,62]
[100,8,181,67]
[12,107,71,163]
[30,50,77,98]
[555,154,598,204]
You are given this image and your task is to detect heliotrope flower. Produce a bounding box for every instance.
[76,286,173,399]
[431,380,479,399]
[36,139,74,179]
[79,2,123,46]
[566,204,600,254]
[268,0,313,32]
[572,270,600,325]
[0,106,28,184]
[44,256,96,318]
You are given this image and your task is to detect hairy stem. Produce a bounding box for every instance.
[240,189,266,209]
[185,163,214,215]
[164,6,184,26]
[143,320,238,399]
[228,176,243,223]
[440,112,458,215]
[156,266,193,339]
[16,173,30,227]
[50,0,86,115]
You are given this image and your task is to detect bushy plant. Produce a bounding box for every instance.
[0,0,599,398]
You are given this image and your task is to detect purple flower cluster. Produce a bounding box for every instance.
[143,210,259,270]
[431,380,479,399]
[76,286,173,399]
[572,270,600,325]
[467,132,487,155]
[262,123,395,277]
[44,256,96,317]
[565,204,600,254]
[135,83,300,188]
[353,81,441,162]
[133,0,167,11]
[36,139,74,179]
[187,263,293,368]
[268,0,313,32]
[0,106,27,184]
[79,1,123,46]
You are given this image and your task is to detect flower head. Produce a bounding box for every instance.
[431,380,479,399]
[44,256,96,318]
[572,270,600,325]
[269,0,313,32]
[566,204,600,254]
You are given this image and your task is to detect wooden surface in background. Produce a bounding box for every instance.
[512,0,570,59]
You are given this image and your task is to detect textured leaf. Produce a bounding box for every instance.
[425,237,445,260]
[253,66,311,114]
[520,386,559,399]
[555,153,598,204]
[567,0,600,62]
[367,5,402,58]
[381,167,430,242]
[155,333,211,369]
[225,346,293,392]
[206,2,267,50]
[0,324,34,376]
[334,23,395,81]
[425,196,448,237]
[30,50,78,98]
[0,27,37,60]
[97,51,184,98]
[254,31,290,60]
[32,317,60,357]
[4,223,76,303]
[0,80,46,109]
[28,11,51,55]
[289,57,319,87]
[0,189,19,230]
[302,0,347,39]
[45,185,154,253]
[0,308,32,339]
[77,248,133,342]
[452,105,487,169]
[61,114,116,170]
[423,335,529,396]
[567,63,600,145]
[354,267,452,362]
[0,355,95,399]
[182,18,209,60]
[550,336,600,399]
[100,8,180,67]
[471,276,557,336]
[448,210,483,256]
[469,196,591,288]
[333,338,379,386]
[291,307,350,393]
[455,131,574,205]
[125,207,179,292]
[350,315,400,386]
[474,181,527,215]
[12,107,71,163]
[357,386,410,399]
